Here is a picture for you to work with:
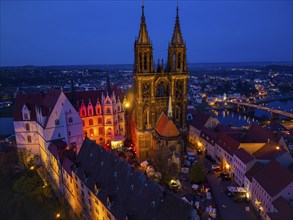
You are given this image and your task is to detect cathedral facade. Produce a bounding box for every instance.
[133,5,189,162]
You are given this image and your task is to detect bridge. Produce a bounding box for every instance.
[225,101,293,119]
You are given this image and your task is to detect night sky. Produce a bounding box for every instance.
[0,0,292,66]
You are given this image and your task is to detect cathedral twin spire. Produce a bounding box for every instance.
[134,4,186,74]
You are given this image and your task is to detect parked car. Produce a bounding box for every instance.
[211,165,222,172]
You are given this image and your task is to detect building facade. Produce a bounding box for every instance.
[133,5,189,161]
[13,88,84,163]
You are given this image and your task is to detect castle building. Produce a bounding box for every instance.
[13,88,84,165]
[66,73,126,148]
[133,5,189,162]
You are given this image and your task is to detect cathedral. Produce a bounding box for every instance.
[133,4,189,171]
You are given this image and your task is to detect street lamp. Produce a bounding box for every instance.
[56,213,61,219]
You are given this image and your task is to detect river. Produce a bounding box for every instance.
[213,99,293,127]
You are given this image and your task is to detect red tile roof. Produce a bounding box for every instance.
[242,124,275,143]
[253,160,293,197]
[189,111,211,130]
[13,88,61,122]
[268,197,293,220]
[200,127,218,145]
[234,148,255,164]
[245,162,263,181]
[155,113,180,138]
[253,141,287,161]
[217,133,240,155]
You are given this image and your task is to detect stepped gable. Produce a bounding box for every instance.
[65,86,124,110]
[13,88,61,122]
[155,113,180,138]
[74,138,192,220]
[253,160,293,197]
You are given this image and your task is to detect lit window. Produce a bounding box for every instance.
[25,123,30,131]
[90,129,94,137]
[27,135,32,143]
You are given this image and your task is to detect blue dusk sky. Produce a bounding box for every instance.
[0,0,292,66]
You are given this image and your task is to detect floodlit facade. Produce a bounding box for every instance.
[133,5,189,161]
[13,88,84,160]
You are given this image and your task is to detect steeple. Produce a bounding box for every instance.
[171,5,184,45]
[134,2,154,73]
[137,2,151,44]
[167,5,187,72]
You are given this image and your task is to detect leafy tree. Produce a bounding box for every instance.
[189,162,205,184]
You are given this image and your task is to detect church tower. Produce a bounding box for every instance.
[133,4,189,161]
[134,4,154,73]
[167,5,189,129]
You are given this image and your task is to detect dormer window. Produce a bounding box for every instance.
[22,104,30,120]
[97,107,101,114]
[68,117,73,123]
[55,119,60,125]
[106,100,111,104]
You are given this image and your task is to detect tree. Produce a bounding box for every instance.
[189,162,205,184]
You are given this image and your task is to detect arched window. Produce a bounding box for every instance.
[25,123,30,131]
[106,108,111,114]
[98,118,102,124]
[97,107,101,114]
[177,53,181,69]
[89,119,93,126]
[89,129,94,137]
[144,53,147,70]
[27,135,32,143]
[82,110,86,116]
[139,53,142,71]
[173,54,176,70]
[106,128,112,135]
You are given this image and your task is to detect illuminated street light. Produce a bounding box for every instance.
[56,213,61,219]
[29,166,35,170]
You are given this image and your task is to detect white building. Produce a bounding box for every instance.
[13,88,83,165]
[232,148,256,187]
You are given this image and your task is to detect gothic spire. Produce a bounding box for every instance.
[171,5,184,45]
[137,2,151,44]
